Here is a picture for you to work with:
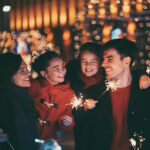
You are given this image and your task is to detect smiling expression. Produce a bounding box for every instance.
[102,48,128,80]
[80,51,100,77]
[12,61,31,87]
[42,58,66,85]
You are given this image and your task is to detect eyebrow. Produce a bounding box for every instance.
[105,55,113,59]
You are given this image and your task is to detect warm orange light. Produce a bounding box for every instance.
[22,0,28,30]
[51,0,58,27]
[68,0,76,25]
[60,0,67,26]
[88,9,95,18]
[122,5,130,17]
[36,0,42,29]
[110,3,118,17]
[127,21,136,35]
[43,0,50,27]
[102,25,112,36]
[47,33,54,42]
[29,0,35,29]
[77,11,85,22]
[136,2,143,13]
[10,9,15,30]
[63,30,71,41]
[16,3,21,31]
[98,7,106,18]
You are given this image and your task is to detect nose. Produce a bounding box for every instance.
[25,68,31,76]
[101,60,106,68]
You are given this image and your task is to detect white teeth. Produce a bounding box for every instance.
[105,68,111,72]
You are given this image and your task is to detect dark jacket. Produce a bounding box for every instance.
[0,84,39,150]
[84,72,150,150]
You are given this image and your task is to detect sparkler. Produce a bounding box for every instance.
[105,79,120,91]
[129,132,146,150]
[67,93,83,110]
[146,65,150,74]
[99,79,120,98]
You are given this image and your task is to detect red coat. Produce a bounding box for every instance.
[29,78,75,140]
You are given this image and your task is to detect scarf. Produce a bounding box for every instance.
[79,71,103,89]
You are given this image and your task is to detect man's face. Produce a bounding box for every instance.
[102,48,127,80]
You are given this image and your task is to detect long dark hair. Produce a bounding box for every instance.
[0,52,22,88]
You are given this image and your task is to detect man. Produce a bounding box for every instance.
[86,39,150,150]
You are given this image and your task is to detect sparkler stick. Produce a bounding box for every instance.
[7,141,15,150]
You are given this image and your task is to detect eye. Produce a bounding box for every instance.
[53,67,59,71]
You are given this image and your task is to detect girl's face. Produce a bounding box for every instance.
[80,51,100,77]
[41,58,66,85]
[12,61,31,87]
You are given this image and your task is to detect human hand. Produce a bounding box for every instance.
[62,116,73,127]
[139,75,150,89]
[83,99,98,111]
[0,128,8,142]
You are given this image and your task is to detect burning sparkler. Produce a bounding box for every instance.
[146,65,150,74]
[67,93,83,110]
[129,132,146,150]
[105,79,120,91]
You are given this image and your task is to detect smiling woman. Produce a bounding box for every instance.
[0,52,39,150]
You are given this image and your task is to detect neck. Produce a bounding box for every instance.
[119,69,132,88]
[114,68,132,88]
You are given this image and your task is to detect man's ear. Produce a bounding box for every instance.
[123,56,131,66]
[40,71,47,78]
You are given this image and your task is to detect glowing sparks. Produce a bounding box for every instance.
[146,65,150,74]
[105,79,120,92]
[129,132,146,149]
[67,93,83,110]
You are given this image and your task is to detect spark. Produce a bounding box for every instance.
[105,79,120,92]
[67,93,83,110]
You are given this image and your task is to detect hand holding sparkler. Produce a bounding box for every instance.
[83,99,98,111]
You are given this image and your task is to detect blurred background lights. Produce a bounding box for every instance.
[2,5,11,12]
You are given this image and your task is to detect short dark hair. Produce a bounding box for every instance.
[32,51,62,74]
[78,42,102,62]
[102,39,137,66]
[0,52,22,88]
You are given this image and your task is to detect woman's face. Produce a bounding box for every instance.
[12,61,31,87]
[80,51,100,77]
[41,58,66,85]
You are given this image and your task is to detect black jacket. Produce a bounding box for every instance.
[0,84,39,150]
[85,73,150,150]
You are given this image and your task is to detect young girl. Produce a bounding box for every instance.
[66,42,150,150]
[29,51,75,141]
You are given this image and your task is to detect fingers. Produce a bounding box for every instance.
[139,75,150,89]
[62,116,72,126]
[0,129,8,142]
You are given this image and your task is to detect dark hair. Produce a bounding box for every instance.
[102,39,137,66]
[0,52,22,88]
[32,51,62,74]
[78,42,102,62]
